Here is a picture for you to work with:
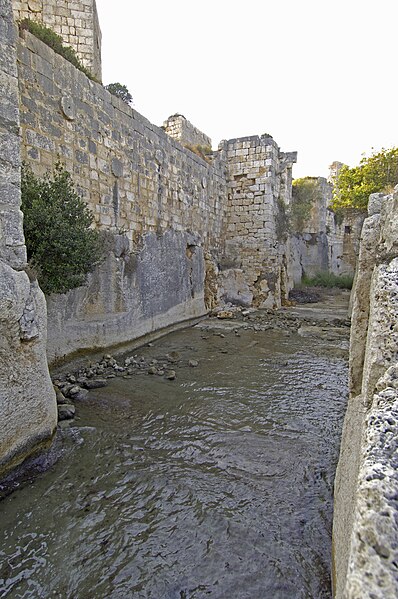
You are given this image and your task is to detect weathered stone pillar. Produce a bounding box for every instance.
[0,0,56,476]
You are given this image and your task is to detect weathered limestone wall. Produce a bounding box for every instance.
[17,31,228,362]
[289,177,365,284]
[327,211,365,278]
[333,189,398,598]
[18,32,227,248]
[0,0,56,476]
[12,0,102,80]
[222,135,297,308]
[163,114,212,149]
[288,177,331,283]
[46,229,207,363]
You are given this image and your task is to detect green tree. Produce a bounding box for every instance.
[332,147,398,211]
[105,82,133,106]
[21,163,103,294]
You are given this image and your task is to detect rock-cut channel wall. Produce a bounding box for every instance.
[333,188,398,598]
[0,0,56,476]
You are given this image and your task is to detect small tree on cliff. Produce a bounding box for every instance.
[21,163,103,294]
[332,147,398,212]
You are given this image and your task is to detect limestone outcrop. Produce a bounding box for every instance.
[0,0,56,476]
[333,189,398,598]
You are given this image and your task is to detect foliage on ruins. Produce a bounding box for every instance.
[332,147,398,211]
[184,144,213,163]
[21,163,103,294]
[290,178,319,232]
[301,271,353,290]
[19,19,97,81]
[105,83,133,106]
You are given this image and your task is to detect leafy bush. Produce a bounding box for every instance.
[290,177,319,232]
[301,271,354,290]
[21,163,103,294]
[19,19,97,81]
[105,83,133,106]
[184,144,213,163]
[332,147,398,211]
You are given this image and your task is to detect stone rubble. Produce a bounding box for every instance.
[52,296,350,423]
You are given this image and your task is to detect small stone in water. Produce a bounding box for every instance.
[188,359,199,367]
[57,403,75,421]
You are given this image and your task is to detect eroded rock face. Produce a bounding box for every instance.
[348,213,381,397]
[333,187,398,598]
[0,0,56,476]
[46,230,207,364]
[0,265,57,475]
[345,385,398,597]
[217,268,253,307]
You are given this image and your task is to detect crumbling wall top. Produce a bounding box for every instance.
[163,114,212,149]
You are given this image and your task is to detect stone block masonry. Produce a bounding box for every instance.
[16,28,300,359]
[17,32,227,252]
[223,135,297,307]
[0,0,56,476]
[17,30,231,362]
[163,114,212,150]
[12,0,102,80]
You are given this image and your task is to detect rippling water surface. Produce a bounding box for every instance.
[0,325,348,598]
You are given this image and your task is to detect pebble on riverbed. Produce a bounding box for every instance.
[57,403,76,421]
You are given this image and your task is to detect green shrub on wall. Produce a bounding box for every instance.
[105,83,133,106]
[21,163,103,294]
[184,144,213,163]
[19,19,97,81]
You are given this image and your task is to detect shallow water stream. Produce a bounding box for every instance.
[0,321,348,598]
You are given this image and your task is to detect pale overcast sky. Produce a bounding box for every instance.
[95,0,397,179]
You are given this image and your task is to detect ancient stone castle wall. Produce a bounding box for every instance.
[163,114,212,149]
[333,189,398,598]
[0,0,56,475]
[18,32,227,251]
[12,0,102,80]
[223,135,297,308]
[16,30,230,362]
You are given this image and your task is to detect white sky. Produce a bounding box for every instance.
[95,0,397,179]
